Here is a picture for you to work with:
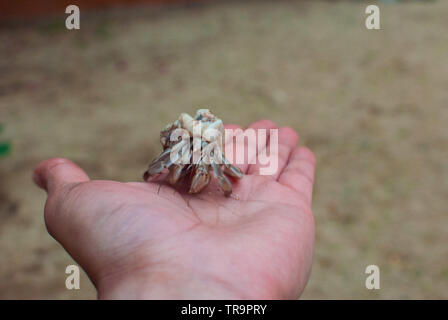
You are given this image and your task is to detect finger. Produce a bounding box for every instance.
[227,120,277,173]
[278,147,316,205]
[271,127,299,180]
[246,121,278,175]
[223,124,242,170]
[223,124,242,171]
[33,158,90,194]
[249,127,299,179]
[241,120,277,173]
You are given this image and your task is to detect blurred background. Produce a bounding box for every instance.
[1,0,447,299]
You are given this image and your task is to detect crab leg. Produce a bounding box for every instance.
[168,164,185,185]
[143,148,172,180]
[211,161,232,197]
[221,155,243,179]
[144,137,192,180]
[189,164,211,194]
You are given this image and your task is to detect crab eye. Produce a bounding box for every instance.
[196,114,203,120]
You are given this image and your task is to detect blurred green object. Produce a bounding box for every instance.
[0,142,11,157]
[0,124,12,157]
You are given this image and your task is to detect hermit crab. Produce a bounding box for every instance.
[143,109,243,196]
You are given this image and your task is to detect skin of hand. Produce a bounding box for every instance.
[33,120,316,299]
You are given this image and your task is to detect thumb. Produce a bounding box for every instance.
[33,158,98,280]
[33,158,90,194]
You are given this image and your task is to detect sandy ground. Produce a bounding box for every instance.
[1,0,447,299]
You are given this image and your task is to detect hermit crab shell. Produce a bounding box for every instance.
[144,109,243,196]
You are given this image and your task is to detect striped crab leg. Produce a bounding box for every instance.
[189,163,211,194]
[143,148,172,181]
[221,154,244,179]
[168,164,185,185]
[211,160,233,197]
[143,138,190,181]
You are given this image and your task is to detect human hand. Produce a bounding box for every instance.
[33,120,316,299]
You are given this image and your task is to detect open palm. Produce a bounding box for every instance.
[34,120,316,299]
